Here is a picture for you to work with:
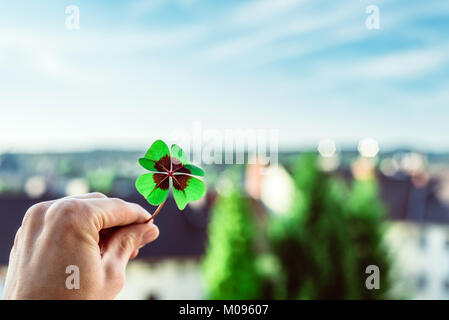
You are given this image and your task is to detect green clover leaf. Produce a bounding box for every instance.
[136,140,206,214]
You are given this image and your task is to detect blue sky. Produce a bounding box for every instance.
[0,0,448,152]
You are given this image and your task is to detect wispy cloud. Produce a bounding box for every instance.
[196,1,363,64]
[130,0,168,15]
[353,47,449,78]
[130,0,200,16]
[229,0,305,27]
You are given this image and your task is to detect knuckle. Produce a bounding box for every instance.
[22,203,47,226]
[50,199,85,216]
[90,192,107,198]
[119,234,139,252]
[111,198,126,207]
[46,199,86,229]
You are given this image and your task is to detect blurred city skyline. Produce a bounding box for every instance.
[1,0,448,153]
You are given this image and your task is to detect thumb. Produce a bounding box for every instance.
[102,222,159,281]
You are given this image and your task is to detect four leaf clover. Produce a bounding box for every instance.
[136,140,206,212]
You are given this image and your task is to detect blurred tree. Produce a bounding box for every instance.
[346,178,391,299]
[270,153,390,299]
[85,168,115,194]
[203,171,262,299]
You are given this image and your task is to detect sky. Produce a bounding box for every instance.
[0,0,448,153]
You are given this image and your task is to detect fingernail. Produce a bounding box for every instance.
[140,225,159,247]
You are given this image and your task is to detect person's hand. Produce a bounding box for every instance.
[3,193,159,300]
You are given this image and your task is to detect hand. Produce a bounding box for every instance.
[3,193,159,300]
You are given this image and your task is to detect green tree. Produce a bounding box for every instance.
[86,168,115,194]
[346,178,391,299]
[203,172,262,299]
[270,153,391,299]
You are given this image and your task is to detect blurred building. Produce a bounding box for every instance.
[117,260,204,300]
[386,223,449,299]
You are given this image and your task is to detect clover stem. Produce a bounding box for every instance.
[147,199,166,222]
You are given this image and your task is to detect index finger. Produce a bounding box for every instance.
[81,198,152,231]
